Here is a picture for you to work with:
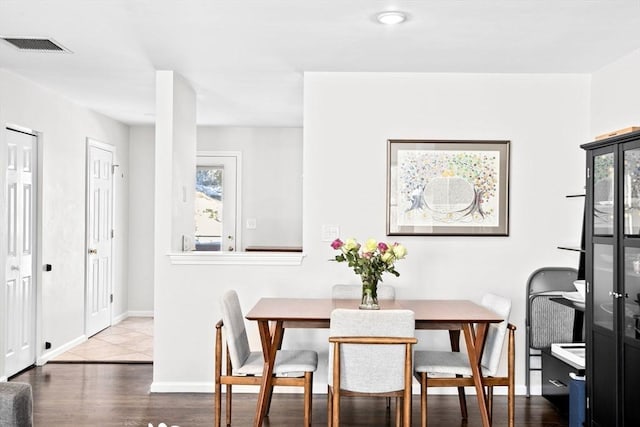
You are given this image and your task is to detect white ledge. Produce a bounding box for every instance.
[168,251,306,266]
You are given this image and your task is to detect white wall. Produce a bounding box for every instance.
[197,127,303,249]
[591,48,640,137]
[128,126,155,314]
[151,71,589,394]
[0,69,130,376]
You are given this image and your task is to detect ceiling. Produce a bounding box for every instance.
[1,0,639,127]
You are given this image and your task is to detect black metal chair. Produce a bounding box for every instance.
[525,267,578,397]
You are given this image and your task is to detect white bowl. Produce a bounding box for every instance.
[573,280,586,298]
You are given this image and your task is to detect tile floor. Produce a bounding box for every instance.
[52,317,153,363]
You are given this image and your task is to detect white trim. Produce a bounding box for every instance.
[168,251,305,266]
[36,334,87,365]
[112,311,128,325]
[0,376,7,382]
[127,310,154,318]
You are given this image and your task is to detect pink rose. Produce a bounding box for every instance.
[362,251,372,259]
[330,238,344,250]
[377,242,389,253]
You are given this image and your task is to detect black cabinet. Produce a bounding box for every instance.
[582,131,640,427]
[542,349,583,414]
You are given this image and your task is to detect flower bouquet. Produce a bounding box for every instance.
[330,237,407,309]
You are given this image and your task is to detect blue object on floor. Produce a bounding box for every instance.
[569,377,586,427]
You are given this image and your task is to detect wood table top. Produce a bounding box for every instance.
[245,298,503,324]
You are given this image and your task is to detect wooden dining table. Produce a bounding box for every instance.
[245,298,504,427]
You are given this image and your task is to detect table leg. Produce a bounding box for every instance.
[254,320,283,427]
[462,323,491,427]
[448,330,468,419]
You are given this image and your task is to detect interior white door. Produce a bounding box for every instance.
[195,154,239,251]
[85,141,114,337]
[4,128,37,377]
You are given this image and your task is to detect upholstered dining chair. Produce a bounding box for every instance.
[413,293,515,427]
[328,308,416,427]
[331,284,396,300]
[215,290,318,427]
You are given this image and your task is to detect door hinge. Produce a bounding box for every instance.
[110,294,113,303]
[587,167,590,179]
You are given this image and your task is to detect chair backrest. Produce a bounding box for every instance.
[220,290,251,369]
[526,267,577,347]
[479,293,512,376]
[329,308,414,393]
[527,267,577,294]
[331,284,396,300]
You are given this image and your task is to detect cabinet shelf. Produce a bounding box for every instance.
[557,245,585,253]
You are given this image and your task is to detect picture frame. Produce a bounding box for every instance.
[387,139,510,236]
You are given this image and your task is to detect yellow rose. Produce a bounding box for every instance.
[364,238,377,253]
[344,238,359,251]
[392,244,407,259]
[381,251,394,264]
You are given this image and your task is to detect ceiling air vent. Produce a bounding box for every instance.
[1,37,71,53]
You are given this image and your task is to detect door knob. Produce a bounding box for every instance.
[88,248,97,255]
[609,291,623,299]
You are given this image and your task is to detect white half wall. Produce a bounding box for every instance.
[0,69,130,375]
[151,71,589,393]
[591,48,640,138]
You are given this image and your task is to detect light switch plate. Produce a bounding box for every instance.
[246,218,257,229]
[321,225,340,241]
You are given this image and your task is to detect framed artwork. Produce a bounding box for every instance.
[387,140,510,236]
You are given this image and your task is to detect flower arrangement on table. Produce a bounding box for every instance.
[330,237,407,309]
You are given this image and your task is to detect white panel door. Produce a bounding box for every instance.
[5,129,36,377]
[85,142,113,337]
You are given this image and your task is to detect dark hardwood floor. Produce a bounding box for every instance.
[11,364,568,426]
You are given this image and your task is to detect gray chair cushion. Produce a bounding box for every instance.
[235,350,318,377]
[0,382,33,427]
[415,293,511,377]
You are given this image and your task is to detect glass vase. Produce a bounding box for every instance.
[359,279,380,310]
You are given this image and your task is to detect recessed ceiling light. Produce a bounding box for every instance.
[376,11,407,25]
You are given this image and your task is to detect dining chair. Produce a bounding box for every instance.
[525,267,578,397]
[328,308,416,427]
[215,290,318,427]
[413,293,515,427]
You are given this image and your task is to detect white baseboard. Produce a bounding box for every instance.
[127,310,154,318]
[112,311,154,325]
[0,376,7,382]
[37,334,87,365]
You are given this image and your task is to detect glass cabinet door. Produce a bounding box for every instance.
[594,243,615,331]
[593,152,615,235]
[624,247,640,340]
[624,148,640,236]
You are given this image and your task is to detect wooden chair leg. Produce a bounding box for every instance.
[226,353,233,426]
[214,380,222,427]
[327,386,333,427]
[508,324,516,427]
[395,397,401,427]
[487,386,493,425]
[420,373,427,427]
[225,384,232,427]
[456,375,468,419]
[304,372,313,427]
